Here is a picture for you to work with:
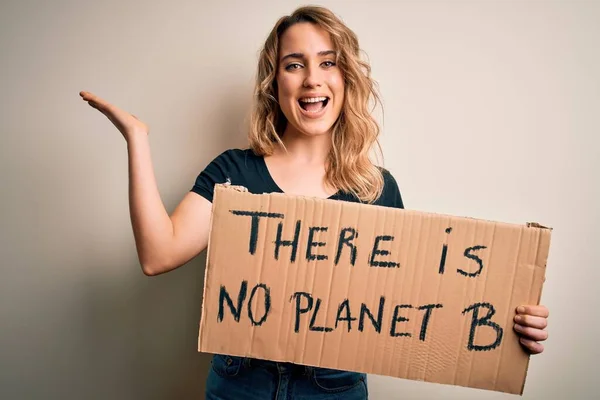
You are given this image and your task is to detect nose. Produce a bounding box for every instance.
[302,64,322,88]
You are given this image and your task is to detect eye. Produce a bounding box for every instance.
[285,63,302,71]
[322,60,336,68]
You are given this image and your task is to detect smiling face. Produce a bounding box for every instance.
[276,22,345,138]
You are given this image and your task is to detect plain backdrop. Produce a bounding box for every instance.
[1,0,598,399]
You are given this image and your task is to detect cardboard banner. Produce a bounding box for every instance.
[198,184,551,395]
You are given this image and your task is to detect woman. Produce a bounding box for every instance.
[79,5,549,399]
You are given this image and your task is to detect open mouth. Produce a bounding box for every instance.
[298,96,330,113]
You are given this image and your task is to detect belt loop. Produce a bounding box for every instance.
[304,365,313,376]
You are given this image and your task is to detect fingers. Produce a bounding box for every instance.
[513,304,549,355]
[514,323,548,341]
[516,305,549,318]
[518,338,544,355]
[79,91,113,113]
[514,314,547,329]
[80,91,101,104]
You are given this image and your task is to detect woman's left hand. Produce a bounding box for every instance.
[513,305,549,354]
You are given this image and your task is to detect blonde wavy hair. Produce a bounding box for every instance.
[248,5,385,203]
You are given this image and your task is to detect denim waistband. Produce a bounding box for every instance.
[244,357,313,375]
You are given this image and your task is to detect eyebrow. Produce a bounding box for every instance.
[280,50,336,62]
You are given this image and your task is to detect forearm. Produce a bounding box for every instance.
[126,135,174,274]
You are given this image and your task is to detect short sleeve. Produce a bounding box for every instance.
[190,150,234,202]
[381,169,405,209]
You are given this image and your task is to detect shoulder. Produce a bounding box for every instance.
[334,167,405,209]
[191,147,277,200]
[210,148,258,165]
[203,148,264,175]
[376,167,404,209]
[191,148,260,202]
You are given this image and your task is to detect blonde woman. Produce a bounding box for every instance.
[80,6,550,399]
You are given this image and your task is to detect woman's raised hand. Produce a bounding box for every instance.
[79,91,149,142]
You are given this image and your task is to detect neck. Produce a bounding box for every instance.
[275,124,332,165]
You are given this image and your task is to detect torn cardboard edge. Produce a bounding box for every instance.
[198,184,552,395]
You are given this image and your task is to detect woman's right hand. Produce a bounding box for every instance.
[79,91,149,142]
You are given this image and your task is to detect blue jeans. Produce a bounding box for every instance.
[206,355,368,399]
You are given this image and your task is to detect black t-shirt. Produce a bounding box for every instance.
[191,148,404,209]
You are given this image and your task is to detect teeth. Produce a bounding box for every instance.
[299,96,328,103]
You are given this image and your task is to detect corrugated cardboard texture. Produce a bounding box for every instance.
[198,185,551,394]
